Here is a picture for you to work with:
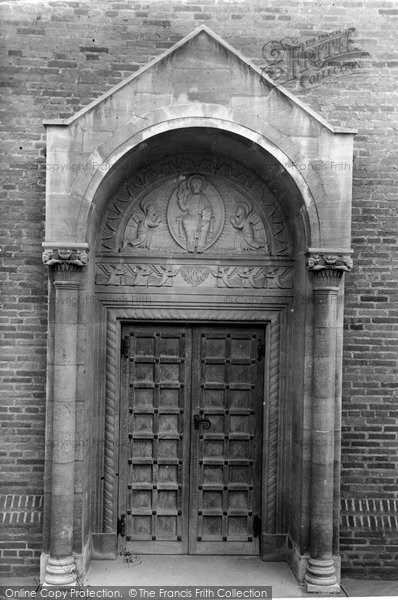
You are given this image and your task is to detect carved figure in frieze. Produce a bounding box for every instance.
[135,264,179,287]
[124,199,161,250]
[95,263,179,287]
[214,265,293,289]
[230,202,268,252]
[95,264,138,286]
[214,266,265,288]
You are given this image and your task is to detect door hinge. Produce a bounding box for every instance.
[257,340,265,360]
[121,335,129,358]
[117,512,126,537]
[253,514,262,538]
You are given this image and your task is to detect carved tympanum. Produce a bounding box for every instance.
[99,155,292,256]
[168,175,225,253]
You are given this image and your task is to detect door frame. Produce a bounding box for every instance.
[97,303,289,561]
[117,322,267,556]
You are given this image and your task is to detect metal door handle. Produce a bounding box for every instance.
[117,513,126,537]
[193,414,211,430]
[253,514,261,538]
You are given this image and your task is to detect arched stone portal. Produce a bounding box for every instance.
[41,27,354,593]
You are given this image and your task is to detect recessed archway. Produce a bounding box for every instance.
[91,127,300,564]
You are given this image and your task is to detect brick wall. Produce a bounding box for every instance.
[0,0,397,580]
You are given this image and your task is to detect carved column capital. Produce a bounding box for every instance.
[42,245,89,273]
[306,250,353,275]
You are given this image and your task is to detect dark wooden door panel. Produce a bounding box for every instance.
[189,327,264,555]
[119,324,265,555]
[120,325,191,554]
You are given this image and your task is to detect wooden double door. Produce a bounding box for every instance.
[119,324,265,555]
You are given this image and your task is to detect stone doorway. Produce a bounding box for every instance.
[41,25,354,592]
[118,323,265,556]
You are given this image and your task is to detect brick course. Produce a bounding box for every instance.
[0,0,397,580]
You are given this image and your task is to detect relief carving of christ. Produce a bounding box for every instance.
[176,175,213,253]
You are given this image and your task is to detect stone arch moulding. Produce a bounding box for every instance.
[41,24,355,593]
[71,113,322,247]
[45,107,355,250]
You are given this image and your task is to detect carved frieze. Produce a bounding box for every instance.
[95,262,293,289]
[99,155,291,256]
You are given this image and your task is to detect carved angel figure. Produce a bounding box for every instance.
[124,199,161,250]
[230,202,268,252]
[176,175,213,253]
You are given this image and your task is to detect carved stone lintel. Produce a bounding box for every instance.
[42,247,89,272]
[95,262,293,289]
[306,253,353,274]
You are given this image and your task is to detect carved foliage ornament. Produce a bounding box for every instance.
[42,248,89,271]
[306,254,353,272]
[180,266,211,286]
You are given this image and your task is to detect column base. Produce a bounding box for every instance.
[305,558,341,593]
[43,556,77,586]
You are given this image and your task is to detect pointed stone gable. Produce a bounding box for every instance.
[43,25,354,252]
[45,26,348,137]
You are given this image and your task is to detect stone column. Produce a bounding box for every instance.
[305,253,352,594]
[42,247,88,586]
